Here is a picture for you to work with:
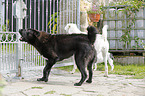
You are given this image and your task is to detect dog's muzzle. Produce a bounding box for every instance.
[19,37,25,41]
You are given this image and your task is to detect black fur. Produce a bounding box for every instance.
[87,26,98,44]
[19,26,98,86]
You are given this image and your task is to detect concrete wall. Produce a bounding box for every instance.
[114,56,145,65]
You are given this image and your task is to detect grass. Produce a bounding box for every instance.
[58,65,75,72]
[109,64,145,79]
[60,93,72,96]
[31,86,43,89]
[32,95,40,96]
[44,91,56,94]
[57,62,145,79]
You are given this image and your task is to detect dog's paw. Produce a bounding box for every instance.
[70,71,75,74]
[37,77,48,82]
[74,83,82,86]
[104,75,108,77]
[93,69,97,71]
[86,80,92,83]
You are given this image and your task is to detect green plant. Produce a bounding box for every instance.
[133,36,145,49]
[87,5,103,14]
[110,0,145,50]
[0,33,17,42]
[0,20,16,42]
[47,12,58,34]
[2,20,9,32]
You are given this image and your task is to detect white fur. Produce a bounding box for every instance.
[64,23,87,34]
[65,23,114,76]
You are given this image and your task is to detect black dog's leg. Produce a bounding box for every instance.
[37,59,55,82]
[74,68,87,86]
[86,61,93,83]
[86,54,95,83]
[74,54,87,86]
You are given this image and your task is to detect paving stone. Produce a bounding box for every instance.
[2,68,145,96]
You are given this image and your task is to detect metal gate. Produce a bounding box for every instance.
[0,0,80,74]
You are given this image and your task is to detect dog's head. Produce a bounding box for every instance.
[19,29,40,44]
[87,26,99,34]
[64,24,73,31]
[64,23,78,33]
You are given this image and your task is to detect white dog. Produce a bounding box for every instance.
[65,23,87,34]
[65,23,114,76]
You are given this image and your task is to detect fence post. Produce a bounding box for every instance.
[13,0,27,79]
[77,0,80,29]
[0,0,5,31]
[0,1,2,31]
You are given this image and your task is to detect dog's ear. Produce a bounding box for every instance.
[28,29,40,37]
[33,30,40,37]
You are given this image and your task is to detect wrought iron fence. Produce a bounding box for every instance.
[1,0,80,33]
[0,32,46,73]
[0,32,18,72]
[0,0,80,75]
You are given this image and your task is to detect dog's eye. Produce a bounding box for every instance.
[27,32,32,36]
[28,33,33,37]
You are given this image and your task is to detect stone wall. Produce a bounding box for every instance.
[114,56,145,65]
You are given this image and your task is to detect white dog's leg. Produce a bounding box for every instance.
[103,51,108,77]
[94,52,103,71]
[109,59,114,71]
[107,53,114,71]
[104,56,108,77]
[70,55,77,74]
[94,62,97,71]
[108,55,114,71]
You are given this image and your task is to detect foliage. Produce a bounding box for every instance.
[1,20,9,32]
[110,0,145,8]
[133,36,145,49]
[87,5,103,14]
[1,34,17,42]
[47,12,58,34]
[0,20,17,42]
[110,0,145,49]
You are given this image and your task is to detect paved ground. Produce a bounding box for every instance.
[2,68,145,96]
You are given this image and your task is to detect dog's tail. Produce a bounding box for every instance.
[87,26,98,44]
[102,25,108,39]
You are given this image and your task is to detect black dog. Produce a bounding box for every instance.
[19,26,98,86]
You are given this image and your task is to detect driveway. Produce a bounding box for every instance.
[2,68,145,96]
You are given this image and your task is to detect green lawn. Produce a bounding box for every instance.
[57,62,145,79]
[109,64,145,79]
